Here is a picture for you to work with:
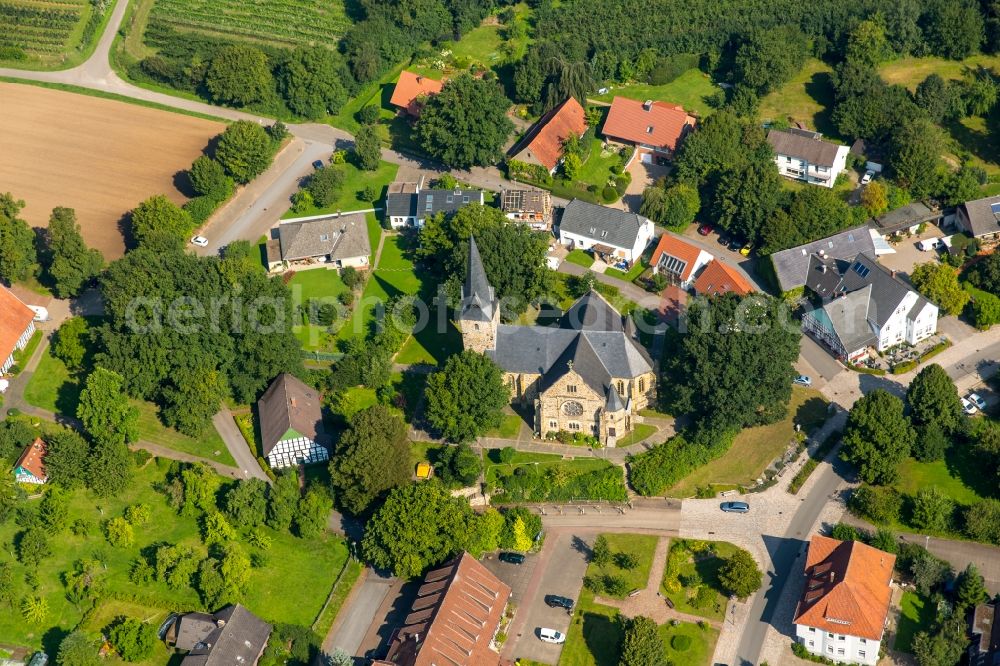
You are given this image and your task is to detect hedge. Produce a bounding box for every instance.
[628,430,736,496]
[787,429,842,494]
[846,363,886,376]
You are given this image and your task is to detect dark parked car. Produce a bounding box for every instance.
[545,595,575,611]
[720,501,750,513]
[312,160,324,169]
[499,552,525,565]
[698,223,713,236]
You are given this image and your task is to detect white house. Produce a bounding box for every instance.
[0,285,37,375]
[558,199,655,264]
[794,535,895,666]
[767,128,849,189]
[648,234,714,290]
[257,373,329,469]
[800,252,938,361]
[385,181,484,229]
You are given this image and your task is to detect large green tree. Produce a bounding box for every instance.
[77,367,139,447]
[712,153,781,244]
[276,47,349,119]
[639,182,700,230]
[86,439,133,498]
[188,156,230,197]
[463,223,551,315]
[0,192,37,283]
[718,549,763,598]
[921,0,985,60]
[732,26,809,96]
[842,390,915,485]
[619,616,663,666]
[329,405,410,515]
[108,617,156,663]
[662,293,800,434]
[57,630,102,666]
[224,478,269,529]
[53,316,89,372]
[910,262,969,316]
[44,207,103,298]
[205,45,273,107]
[956,563,988,610]
[890,118,945,198]
[362,480,479,578]
[912,616,970,666]
[415,74,514,168]
[215,121,274,184]
[43,429,90,489]
[295,484,332,539]
[354,124,382,171]
[906,364,963,432]
[130,195,193,248]
[425,351,510,443]
[267,469,299,531]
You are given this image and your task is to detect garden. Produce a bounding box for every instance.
[893,590,935,653]
[508,134,632,205]
[661,539,745,621]
[281,159,399,223]
[484,450,627,502]
[592,67,723,118]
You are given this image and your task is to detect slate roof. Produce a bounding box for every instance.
[381,552,510,666]
[767,128,843,167]
[257,373,325,455]
[389,71,444,115]
[461,236,496,323]
[277,212,370,262]
[0,285,34,363]
[958,194,1000,237]
[650,234,703,281]
[770,226,876,292]
[509,97,587,170]
[602,97,695,151]
[178,605,272,666]
[807,287,878,354]
[793,535,895,642]
[870,202,941,234]
[972,603,1000,657]
[387,187,483,220]
[559,199,650,250]
[14,438,47,482]
[693,260,753,296]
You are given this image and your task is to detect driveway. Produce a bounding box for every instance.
[622,159,670,213]
[797,335,845,386]
[502,530,594,665]
[211,408,269,482]
[324,570,397,657]
[876,223,947,282]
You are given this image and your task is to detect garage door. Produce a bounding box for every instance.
[640,152,653,164]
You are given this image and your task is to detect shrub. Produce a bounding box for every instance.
[498,446,516,463]
[830,523,859,541]
[603,574,629,596]
[309,167,345,208]
[109,617,156,662]
[614,551,639,570]
[357,105,380,125]
[629,433,735,496]
[964,499,1000,544]
[602,185,619,202]
[849,485,902,525]
[911,486,954,532]
[670,634,692,651]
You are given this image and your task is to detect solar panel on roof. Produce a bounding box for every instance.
[851,261,870,278]
[992,202,1000,220]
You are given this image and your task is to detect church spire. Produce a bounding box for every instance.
[463,235,495,318]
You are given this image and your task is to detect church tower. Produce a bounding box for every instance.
[458,236,500,353]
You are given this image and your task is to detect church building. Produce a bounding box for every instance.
[458,237,655,446]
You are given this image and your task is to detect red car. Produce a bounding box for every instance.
[697,223,713,236]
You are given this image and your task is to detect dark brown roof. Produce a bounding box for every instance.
[767,129,842,168]
[179,605,272,666]
[972,603,1000,656]
[257,373,325,455]
[382,553,511,666]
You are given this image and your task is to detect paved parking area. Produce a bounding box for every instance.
[480,552,539,605]
[877,223,946,281]
[503,530,593,665]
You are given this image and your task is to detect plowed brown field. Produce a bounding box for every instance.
[0,83,225,259]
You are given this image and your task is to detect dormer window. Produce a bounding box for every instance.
[646,126,654,134]
[319,234,329,241]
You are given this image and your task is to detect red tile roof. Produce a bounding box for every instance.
[793,535,895,641]
[602,97,695,151]
[693,260,753,296]
[0,286,35,364]
[390,71,445,116]
[15,438,47,482]
[382,552,511,666]
[650,234,704,281]
[509,97,587,171]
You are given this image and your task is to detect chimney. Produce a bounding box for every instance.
[643,100,653,111]
[216,618,226,627]
[818,249,825,258]
[819,264,827,274]
[829,571,836,583]
[890,269,896,278]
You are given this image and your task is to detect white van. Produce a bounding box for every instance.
[916,238,941,252]
[28,306,49,322]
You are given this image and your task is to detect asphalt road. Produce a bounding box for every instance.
[211,408,269,482]
[324,571,396,656]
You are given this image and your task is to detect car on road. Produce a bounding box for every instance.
[544,595,575,611]
[793,375,812,387]
[539,628,566,644]
[498,552,525,565]
[968,392,987,411]
[861,170,875,185]
[962,397,978,415]
[698,223,713,236]
[190,235,209,247]
[720,501,750,513]
[739,243,752,257]
[312,159,324,169]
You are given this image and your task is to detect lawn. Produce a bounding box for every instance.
[591,68,723,117]
[559,588,623,666]
[604,260,647,282]
[565,249,595,268]
[333,386,380,422]
[23,344,82,416]
[587,533,659,597]
[759,58,837,136]
[896,446,989,507]
[660,621,719,665]
[287,268,350,352]
[484,454,627,502]
[879,54,1000,91]
[0,460,348,647]
[615,423,657,447]
[661,539,742,621]
[281,161,399,221]
[133,399,236,467]
[12,330,43,370]
[666,388,829,497]
[894,591,935,654]
[483,411,526,439]
[80,600,173,666]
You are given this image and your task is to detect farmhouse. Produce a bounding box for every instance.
[389,71,444,116]
[800,252,938,361]
[767,128,850,189]
[649,234,713,289]
[793,535,895,666]
[13,438,47,485]
[257,373,329,469]
[508,97,587,174]
[955,194,1000,240]
[385,181,484,229]
[460,237,655,445]
[770,226,877,294]
[375,552,510,666]
[265,212,370,272]
[0,285,36,375]
[500,188,552,229]
[601,97,695,163]
[557,199,655,263]
[166,604,272,666]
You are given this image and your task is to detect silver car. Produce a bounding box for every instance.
[720,501,750,513]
